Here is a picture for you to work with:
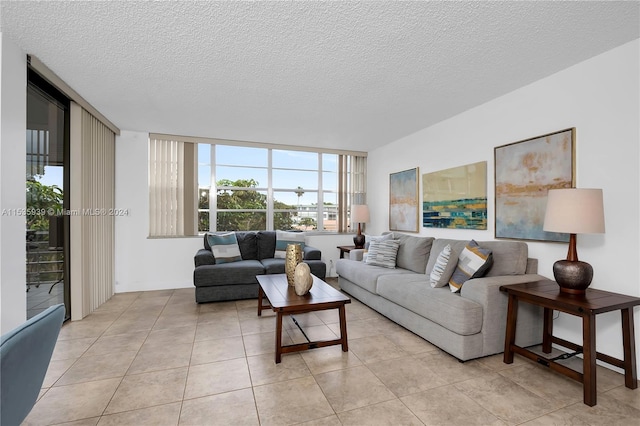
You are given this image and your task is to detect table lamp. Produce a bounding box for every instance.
[543,188,605,294]
[351,204,370,248]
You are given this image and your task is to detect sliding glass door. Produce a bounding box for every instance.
[26,70,70,320]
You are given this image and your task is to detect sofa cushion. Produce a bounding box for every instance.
[476,241,528,276]
[365,239,400,268]
[449,240,493,293]
[274,231,306,258]
[207,232,242,264]
[235,232,258,260]
[394,234,434,273]
[336,258,413,294]
[430,244,452,288]
[377,275,483,336]
[260,258,285,275]
[193,260,265,287]
[257,231,276,259]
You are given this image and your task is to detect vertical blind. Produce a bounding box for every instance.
[148,136,196,237]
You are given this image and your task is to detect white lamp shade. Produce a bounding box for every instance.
[543,188,605,234]
[351,204,370,223]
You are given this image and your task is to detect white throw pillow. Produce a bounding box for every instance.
[430,244,452,288]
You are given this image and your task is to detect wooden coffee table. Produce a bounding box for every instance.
[256,273,351,363]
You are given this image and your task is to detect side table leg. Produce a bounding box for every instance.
[543,307,553,353]
[621,308,638,389]
[275,312,283,364]
[583,314,597,406]
[503,294,518,364]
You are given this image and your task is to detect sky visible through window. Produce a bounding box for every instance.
[198,144,337,206]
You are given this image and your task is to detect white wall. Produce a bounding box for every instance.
[0,33,27,333]
[114,130,356,293]
[367,39,640,368]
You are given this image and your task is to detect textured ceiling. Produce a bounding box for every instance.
[1,1,638,152]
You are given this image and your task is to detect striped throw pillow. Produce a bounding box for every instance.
[430,244,452,288]
[449,240,493,293]
[274,231,306,258]
[207,232,242,264]
[365,239,400,269]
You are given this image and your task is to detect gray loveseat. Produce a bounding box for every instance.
[336,233,544,361]
[194,231,326,303]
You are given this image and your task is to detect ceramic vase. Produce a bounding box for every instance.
[294,263,313,296]
[285,244,303,286]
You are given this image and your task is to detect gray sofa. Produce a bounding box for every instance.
[336,233,544,361]
[193,231,326,303]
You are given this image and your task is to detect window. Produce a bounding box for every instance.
[150,134,366,235]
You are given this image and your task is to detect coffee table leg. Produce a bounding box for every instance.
[338,305,348,352]
[257,286,264,317]
[275,312,283,363]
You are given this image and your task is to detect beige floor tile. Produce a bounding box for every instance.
[145,324,196,347]
[179,388,259,425]
[51,337,97,360]
[401,385,502,426]
[247,353,311,386]
[162,301,199,316]
[300,346,363,375]
[604,383,640,410]
[253,376,334,425]
[83,330,148,357]
[367,355,448,397]
[526,392,640,425]
[198,309,239,324]
[137,289,175,298]
[287,324,338,344]
[383,328,439,355]
[102,316,156,336]
[56,351,137,386]
[184,358,251,399]
[477,352,533,372]
[417,350,493,383]
[104,367,188,414]
[499,363,583,406]
[454,373,560,424]
[519,409,590,426]
[153,312,199,330]
[54,417,100,425]
[315,365,396,413]
[24,378,120,425]
[297,415,343,425]
[127,342,192,375]
[235,299,260,310]
[348,335,408,364]
[97,402,181,425]
[238,305,274,320]
[191,336,246,365]
[198,300,238,312]
[337,398,424,425]
[314,309,341,324]
[92,295,136,312]
[195,315,242,341]
[240,316,277,335]
[328,319,382,339]
[242,331,293,357]
[42,358,76,388]
[57,321,111,341]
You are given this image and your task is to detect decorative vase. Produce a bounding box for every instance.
[285,244,303,286]
[294,263,313,296]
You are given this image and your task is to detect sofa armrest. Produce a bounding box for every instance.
[348,249,365,262]
[195,249,215,267]
[461,273,547,355]
[303,245,322,260]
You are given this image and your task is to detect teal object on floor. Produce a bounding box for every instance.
[1,304,65,425]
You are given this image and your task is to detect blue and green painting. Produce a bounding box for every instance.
[422,161,487,230]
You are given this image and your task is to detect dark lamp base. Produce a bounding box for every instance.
[553,259,594,295]
[353,234,365,249]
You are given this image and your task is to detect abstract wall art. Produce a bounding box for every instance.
[422,161,487,230]
[389,167,419,232]
[494,128,575,242]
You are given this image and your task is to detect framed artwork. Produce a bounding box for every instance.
[494,128,575,242]
[422,161,487,230]
[389,167,420,232]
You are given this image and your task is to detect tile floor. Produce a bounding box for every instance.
[25,278,640,425]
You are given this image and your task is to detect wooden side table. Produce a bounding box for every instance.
[337,245,356,259]
[500,279,640,406]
